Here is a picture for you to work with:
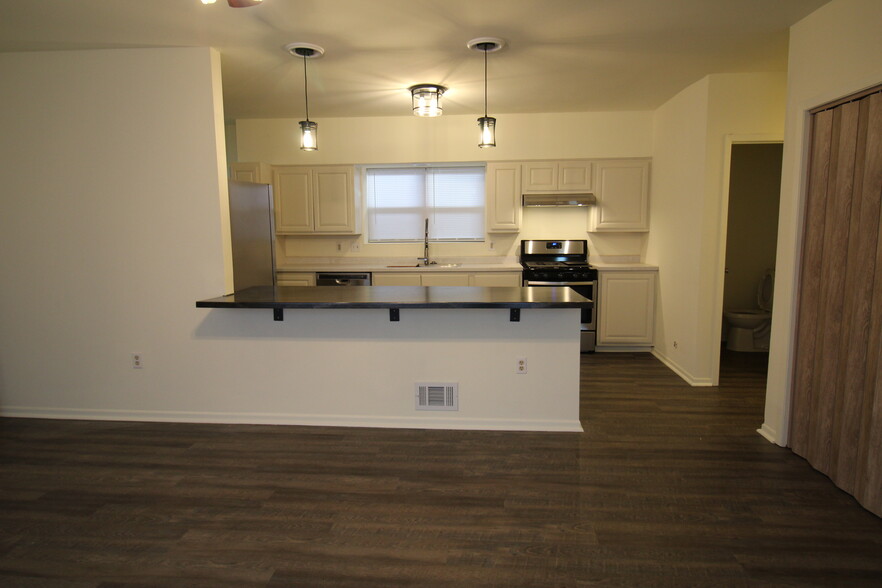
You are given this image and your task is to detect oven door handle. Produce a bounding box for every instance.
[525,280,597,286]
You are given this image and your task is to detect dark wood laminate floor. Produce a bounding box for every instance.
[2,352,881,587]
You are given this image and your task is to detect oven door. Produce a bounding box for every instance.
[523,279,597,351]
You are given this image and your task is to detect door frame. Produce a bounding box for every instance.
[710,134,783,387]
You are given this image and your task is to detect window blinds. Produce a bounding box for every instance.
[367,166,485,242]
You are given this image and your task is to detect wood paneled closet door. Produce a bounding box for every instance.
[790,88,882,517]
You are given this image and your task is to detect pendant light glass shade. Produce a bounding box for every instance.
[409,84,446,117]
[299,120,317,151]
[478,116,496,148]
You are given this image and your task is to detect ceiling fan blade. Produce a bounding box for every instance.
[227,0,263,7]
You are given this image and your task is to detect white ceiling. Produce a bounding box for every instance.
[0,0,830,120]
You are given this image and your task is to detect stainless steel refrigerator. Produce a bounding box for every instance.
[228,180,276,292]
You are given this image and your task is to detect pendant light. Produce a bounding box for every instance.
[468,37,505,148]
[409,84,447,117]
[284,42,324,151]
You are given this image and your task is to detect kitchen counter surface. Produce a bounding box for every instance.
[197,285,591,312]
[590,262,659,271]
[276,258,522,273]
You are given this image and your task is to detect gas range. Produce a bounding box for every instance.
[520,239,598,351]
[520,240,597,283]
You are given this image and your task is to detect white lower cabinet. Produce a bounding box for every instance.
[372,273,422,286]
[469,272,521,287]
[276,272,316,287]
[597,270,656,348]
[372,271,521,287]
[421,273,470,286]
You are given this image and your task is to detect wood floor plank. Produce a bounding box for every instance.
[1,352,881,586]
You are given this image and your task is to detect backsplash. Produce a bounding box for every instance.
[277,207,648,266]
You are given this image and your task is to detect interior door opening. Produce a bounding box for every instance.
[718,141,783,381]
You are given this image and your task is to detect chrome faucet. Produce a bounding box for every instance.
[418,217,433,266]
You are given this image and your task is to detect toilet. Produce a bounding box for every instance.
[724,269,774,352]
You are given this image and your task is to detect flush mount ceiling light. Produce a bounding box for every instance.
[409,84,447,117]
[284,43,324,151]
[467,37,505,148]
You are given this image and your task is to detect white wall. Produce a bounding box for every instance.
[236,112,654,263]
[647,72,786,385]
[0,48,581,431]
[646,77,711,383]
[236,112,653,165]
[763,0,882,445]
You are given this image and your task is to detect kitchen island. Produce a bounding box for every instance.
[194,285,589,432]
[196,284,590,322]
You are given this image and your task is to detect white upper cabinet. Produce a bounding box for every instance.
[588,159,650,232]
[486,162,522,233]
[313,167,356,233]
[230,162,271,184]
[522,161,593,192]
[273,165,358,235]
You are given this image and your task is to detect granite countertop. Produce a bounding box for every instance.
[197,285,591,311]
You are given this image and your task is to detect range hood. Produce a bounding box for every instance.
[522,193,597,207]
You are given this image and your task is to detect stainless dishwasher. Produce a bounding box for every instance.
[315,272,372,286]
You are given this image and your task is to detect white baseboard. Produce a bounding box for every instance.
[595,345,653,353]
[0,406,584,433]
[651,349,714,386]
[757,423,781,445]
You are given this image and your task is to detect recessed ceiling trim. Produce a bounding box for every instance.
[283,42,325,59]
[467,37,506,53]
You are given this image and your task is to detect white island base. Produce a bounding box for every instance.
[189,307,583,432]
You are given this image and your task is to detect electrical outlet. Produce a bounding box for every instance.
[132,353,143,369]
[350,241,361,252]
[673,340,679,349]
[516,357,527,374]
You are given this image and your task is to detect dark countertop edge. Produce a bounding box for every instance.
[195,285,592,311]
[195,301,590,309]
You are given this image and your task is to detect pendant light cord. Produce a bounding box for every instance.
[302,54,310,122]
[483,48,488,118]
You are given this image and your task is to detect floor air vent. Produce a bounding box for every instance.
[415,383,458,411]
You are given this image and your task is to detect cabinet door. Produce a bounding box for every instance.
[273,167,313,233]
[313,166,355,233]
[373,273,422,286]
[558,161,593,191]
[486,162,522,232]
[277,272,315,287]
[598,271,656,345]
[522,162,558,191]
[470,272,522,287]
[230,162,270,184]
[421,273,470,286]
[589,160,650,232]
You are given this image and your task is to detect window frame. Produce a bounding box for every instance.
[361,162,486,243]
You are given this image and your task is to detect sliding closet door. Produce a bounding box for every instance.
[790,89,882,517]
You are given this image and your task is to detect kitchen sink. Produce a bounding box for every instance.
[386,263,462,269]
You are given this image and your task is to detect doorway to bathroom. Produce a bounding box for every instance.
[720,140,783,377]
